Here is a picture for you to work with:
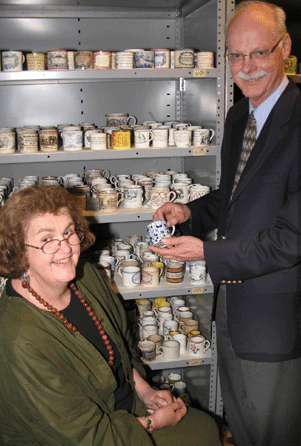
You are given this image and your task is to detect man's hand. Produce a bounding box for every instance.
[152,202,191,227]
[148,235,204,262]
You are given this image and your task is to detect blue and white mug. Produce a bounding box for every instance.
[147,220,175,246]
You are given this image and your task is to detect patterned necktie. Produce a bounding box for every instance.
[231,111,257,199]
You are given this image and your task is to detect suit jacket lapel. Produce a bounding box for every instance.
[229,81,299,206]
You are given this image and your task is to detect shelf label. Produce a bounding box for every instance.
[192,287,204,294]
[193,147,207,156]
[193,69,207,77]
[189,359,202,366]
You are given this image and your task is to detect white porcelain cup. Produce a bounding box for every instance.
[174,129,192,148]
[115,249,135,263]
[134,129,154,148]
[188,260,207,284]
[152,128,168,148]
[158,340,180,360]
[119,265,141,287]
[174,381,187,395]
[170,182,190,204]
[90,132,107,150]
[170,333,187,354]
[61,129,83,151]
[123,185,143,208]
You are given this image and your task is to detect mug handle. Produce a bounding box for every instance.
[149,131,154,142]
[204,340,211,352]
[169,191,177,203]
[110,176,118,185]
[157,265,164,278]
[158,346,164,354]
[209,129,215,143]
[127,115,137,126]
[102,169,111,179]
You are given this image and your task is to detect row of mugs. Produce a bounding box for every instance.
[0,121,214,154]
[139,334,210,362]
[0,49,215,72]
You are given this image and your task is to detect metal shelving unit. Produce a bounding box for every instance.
[0,0,231,417]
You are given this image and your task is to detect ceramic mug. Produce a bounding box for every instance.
[152,128,168,148]
[188,335,210,355]
[0,128,16,154]
[138,340,156,362]
[188,260,207,284]
[193,128,215,145]
[158,340,180,360]
[47,50,68,70]
[147,220,175,246]
[123,185,143,208]
[74,51,93,69]
[147,334,164,355]
[39,129,58,152]
[134,129,154,148]
[26,52,46,70]
[174,129,192,148]
[170,182,190,204]
[150,188,177,210]
[97,189,123,212]
[61,128,83,151]
[105,113,137,127]
[135,50,155,69]
[2,51,25,71]
[118,265,141,287]
[142,266,162,287]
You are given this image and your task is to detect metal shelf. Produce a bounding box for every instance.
[143,349,212,370]
[110,271,213,300]
[0,146,217,165]
[0,68,217,86]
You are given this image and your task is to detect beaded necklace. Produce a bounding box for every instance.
[21,279,115,366]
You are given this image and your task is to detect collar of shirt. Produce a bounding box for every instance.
[249,75,289,136]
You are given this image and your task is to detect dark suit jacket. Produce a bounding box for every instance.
[185,78,301,361]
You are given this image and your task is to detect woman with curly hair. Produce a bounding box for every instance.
[0,185,221,446]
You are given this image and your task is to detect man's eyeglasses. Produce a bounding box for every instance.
[25,231,84,254]
[225,37,284,66]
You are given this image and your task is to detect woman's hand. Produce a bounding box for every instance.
[148,398,187,430]
[140,388,175,410]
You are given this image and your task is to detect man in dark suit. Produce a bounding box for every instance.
[149,1,301,444]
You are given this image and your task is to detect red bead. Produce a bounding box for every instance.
[104,340,110,345]
[83,302,88,308]
[88,311,94,317]
[102,334,108,340]
[86,306,92,312]
[108,360,114,366]
[99,329,105,335]
[108,350,114,356]
[55,311,60,317]
[92,315,97,321]
[76,330,80,334]
[43,302,48,307]
[95,321,101,327]
[71,326,78,332]
[67,323,73,329]
[80,298,85,304]
[22,280,28,288]
[63,318,68,325]
[59,314,65,320]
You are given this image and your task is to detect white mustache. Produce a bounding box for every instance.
[237,71,267,81]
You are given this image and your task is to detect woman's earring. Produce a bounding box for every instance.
[21,272,30,289]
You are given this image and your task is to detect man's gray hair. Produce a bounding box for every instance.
[226,1,287,42]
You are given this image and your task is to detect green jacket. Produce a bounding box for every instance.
[0,260,151,445]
